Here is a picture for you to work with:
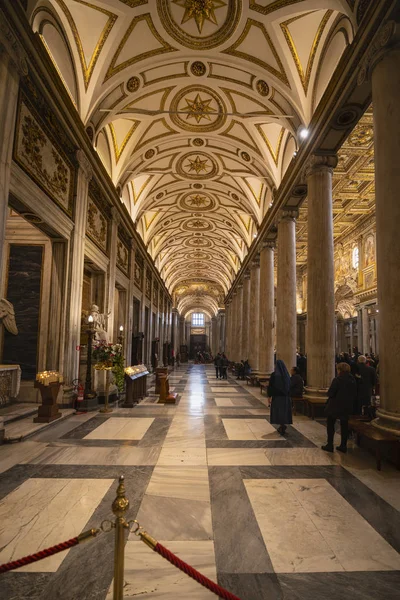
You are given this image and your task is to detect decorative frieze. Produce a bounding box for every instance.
[145,268,152,299]
[134,253,144,288]
[13,95,74,216]
[86,198,108,254]
[153,281,159,307]
[116,237,129,276]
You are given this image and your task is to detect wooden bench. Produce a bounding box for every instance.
[246,375,258,386]
[292,397,306,416]
[305,398,326,420]
[349,418,400,471]
[259,380,269,395]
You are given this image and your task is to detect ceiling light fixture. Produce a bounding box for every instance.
[298,127,309,140]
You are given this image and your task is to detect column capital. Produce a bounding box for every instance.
[0,9,28,76]
[305,154,337,178]
[260,239,276,251]
[251,255,260,268]
[76,149,93,181]
[358,20,400,86]
[279,208,299,222]
[244,270,251,280]
[237,282,243,290]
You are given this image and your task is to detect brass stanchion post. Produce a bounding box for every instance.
[112,475,129,600]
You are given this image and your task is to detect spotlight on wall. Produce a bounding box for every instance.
[298,127,309,141]
[253,233,257,238]
[293,150,298,157]
[88,315,94,323]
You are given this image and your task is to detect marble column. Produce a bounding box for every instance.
[219,309,225,353]
[276,212,297,371]
[107,207,119,343]
[126,243,136,366]
[225,301,232,357]
[258,242,275,377]
[47,242,67,371]
[362,306,370,354]
[65,150,92,384]
[211,317,217,355]
[305,155,337,398]
[248,256,260,373]
[241,271,251,360]
[0,36,27,289]
[231,292,238,362]
[236,283,244,361]
[357,308,363,353]
[362,21,400,433]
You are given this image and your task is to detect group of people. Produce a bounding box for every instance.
[267,353,378,451]
[235,359,251,380]
[213,353,230,379]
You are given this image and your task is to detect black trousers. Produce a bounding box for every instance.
[220,367,227,379]
[215,366,220,378]
[327,416,349,448]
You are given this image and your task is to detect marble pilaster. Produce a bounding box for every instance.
[64,150,92,384]
[305,156,337,399]
[248,257,260,374]
[0,46,26,289]
[236,284,244,362]
[259,242,275,377]
[241,272,251,360]
[362,21,400,434]
[276,212,297,372]
[211,317,218,356]
[231,292,238,362]
[106,207,120,344]
[225,301,232,358]
[362,306,370,355]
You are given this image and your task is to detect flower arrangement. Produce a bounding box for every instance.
[92,341,125,392]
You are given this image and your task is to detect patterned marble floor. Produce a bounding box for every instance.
[1,364,400,599]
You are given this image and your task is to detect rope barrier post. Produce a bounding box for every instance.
[112,475,129,600]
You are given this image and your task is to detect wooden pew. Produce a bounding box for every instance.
[349,418,400,471]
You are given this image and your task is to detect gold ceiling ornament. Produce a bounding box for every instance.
[176,151,218,179]
[256,80,270,97]
[157,0,242,50]
[126,76,140,92]
[170,85,226,132]
[172,0,227,34]
[241,151,251,162]
[179,192,216,211]
[192,138,204,146]
[182,93,217,123]
[191,61,207,76]
[144,148,156,159]
[348,125,374,147]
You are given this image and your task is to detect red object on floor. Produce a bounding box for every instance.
[0,537,79,573]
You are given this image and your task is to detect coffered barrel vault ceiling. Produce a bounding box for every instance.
[29,0,357,315]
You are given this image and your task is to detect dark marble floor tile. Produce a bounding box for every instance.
[218,572,284,600]
[1,573,51,600]
[208,466,274,574]
[239,464,350,480]
[49,439,141,447]
[138,417,172,448]
[61,416,111,439]
[278,571,400,600]
[204,415,229,441]
[207,439,291,448]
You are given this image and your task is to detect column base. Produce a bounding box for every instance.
[372,408,400,437]
[304,387,328,419]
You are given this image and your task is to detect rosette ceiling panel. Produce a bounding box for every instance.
[30,0,357,315]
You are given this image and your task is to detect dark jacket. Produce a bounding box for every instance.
[290,374,304,397]
[355,363,376,406]
[325,373,357,419]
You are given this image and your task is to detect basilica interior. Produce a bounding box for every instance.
[0,1,400,599]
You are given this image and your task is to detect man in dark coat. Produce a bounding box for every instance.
[355,355,376,414]
[214,353,222,379]
[322,362,357,454]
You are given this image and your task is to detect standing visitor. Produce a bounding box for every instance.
[267,360,293,435]
[355,355,376,415]
[214,353,221,379]
[220,354,229,379]
[322,362,357,454]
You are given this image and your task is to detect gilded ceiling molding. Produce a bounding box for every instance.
[157,0,242,50]
[250,0,307,16]
[52,0,117,90]
[104,13,177,82]
[280,10,334,95]
[255,124,285,166]
[39,34,77,107]
[169,84,227,132]
[132,118,179,154]
[208,62,255,90]
[223,19,290,86]
[219,120,263,156]
[109,120,140,163]
[118,0,148,6]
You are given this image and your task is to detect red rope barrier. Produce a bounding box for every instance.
[0,537,79,573]
[154,542,242,600]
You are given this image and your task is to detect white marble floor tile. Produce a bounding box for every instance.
[222,419,279,441]
[207,448,272,466]
[245,479,344,573]
[0,478,113,572]
[263,448,335,466]
[163,416,205,448]
[211,387,238,393]
[107,541,217,598]
[157,447,207,466]
[0,440,49,473]
[289,479,400,571]
[84,417,154,440]
[144,466,211,502]
[214,397,235,407]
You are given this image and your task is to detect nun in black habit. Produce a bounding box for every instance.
[267,359,293,435]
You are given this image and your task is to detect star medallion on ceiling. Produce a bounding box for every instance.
[186,155,210,175]
[182,94,217,123]
[189,194,207,206]
[172,0,227,34]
